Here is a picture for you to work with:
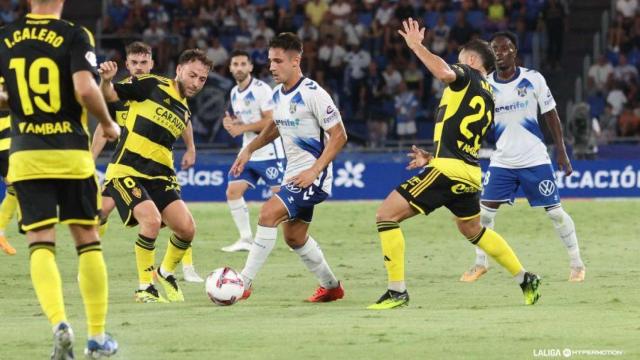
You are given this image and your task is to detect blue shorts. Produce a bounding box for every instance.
[275,182,329,223]
[481,164,561,207]
[228,159,285,188]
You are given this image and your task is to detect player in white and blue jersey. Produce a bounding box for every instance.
[460,32,585,283]
[222,50,286,253]
[230,33,347,302]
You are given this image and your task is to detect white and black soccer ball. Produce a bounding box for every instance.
[205,267,244,306]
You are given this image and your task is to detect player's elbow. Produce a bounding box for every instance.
[435,69,456,84]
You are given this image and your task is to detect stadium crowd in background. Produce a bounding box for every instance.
[586,0,640,139]
[97,0,564,146]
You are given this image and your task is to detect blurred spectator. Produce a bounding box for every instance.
[403,61,425,101]
[375,2,396,27]
[394,81,418,140]
[588,55,613,93]
[382,63,402,96]
[618,104,640,136]
[394,0,415,21]
[429,16,450,55]
[344,13,367,47]
[486,0,508,31]
[298,18,319,42]
[345,43,372,116]
[364,63,389,147]
[616,0,638,21]
[108,0,129,28]
[329,0,351,27]
[252,19,276,43]
[0,0,16,25]
[206,37,229,68]
[250,36,269,74]
[450,11,475,46]
[613,54,638,84]
[306,0,329,27]
[318,34,347,80]
[542,0,567,69]
[599,104,619,141]
[606,84,627,116]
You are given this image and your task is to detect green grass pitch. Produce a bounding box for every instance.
[1,200,638,359]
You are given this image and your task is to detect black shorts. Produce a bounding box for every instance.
[105,177,181,227]
[0,150,8,179]
[396,167,481,219]
[14,176,100,231]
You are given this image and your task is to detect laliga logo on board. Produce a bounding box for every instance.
[334,161,365,188]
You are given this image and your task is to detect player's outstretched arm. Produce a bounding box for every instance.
[543,109,573,175]
[73,70,120,141]
[181,120,196,170]
[398,18,457,84]
[288,122,348,188]
[91,124,107,160]
[230,120,280,177]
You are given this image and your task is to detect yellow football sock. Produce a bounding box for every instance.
[377,221,405,282]
[0,186,18,230]
[473,227,523,276]
[29,243,67,326]
[77,242,108,337]
[161,234,190,274]
[135,234,156,287]
[182,247,193,266]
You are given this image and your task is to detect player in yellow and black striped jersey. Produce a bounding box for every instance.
[0,0,121,357]
[0,98,17,255]
[92,41,204,284]
[99,49,212,303]
[368,18,541,310]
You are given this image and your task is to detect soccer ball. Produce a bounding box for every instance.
[205,267,244,306]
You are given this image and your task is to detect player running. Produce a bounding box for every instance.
[231,32,347,303]
[98,49,212,303]
[460,32,586,283]
[222,49,285,253]
[368,19,541,310]
[92,41,204,283]
[0,0,120,356]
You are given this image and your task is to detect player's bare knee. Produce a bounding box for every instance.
[139,212,162,234]
[176,219,196,241]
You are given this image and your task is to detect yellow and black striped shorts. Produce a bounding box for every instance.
[395,167,481,219]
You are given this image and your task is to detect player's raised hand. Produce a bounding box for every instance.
[230,147,251,177]
[102,120,121,141]
[398,17,426,50]
[406,145,432,170]
[98,61,118,82]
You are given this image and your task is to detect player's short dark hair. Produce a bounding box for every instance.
[489,31,519,50]
[269,32,303,54]
[178,48,214,70]
[230,50,251,63]
[460,39,496,73]
[125,41,152,56]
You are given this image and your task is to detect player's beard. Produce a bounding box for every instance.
[233,71,249,83]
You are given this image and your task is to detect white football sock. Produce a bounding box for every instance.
[228,197,252,241]
[546,206,584,268]
[293,235,338,289]
[240,225,277,288]
[474,204,497,267]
